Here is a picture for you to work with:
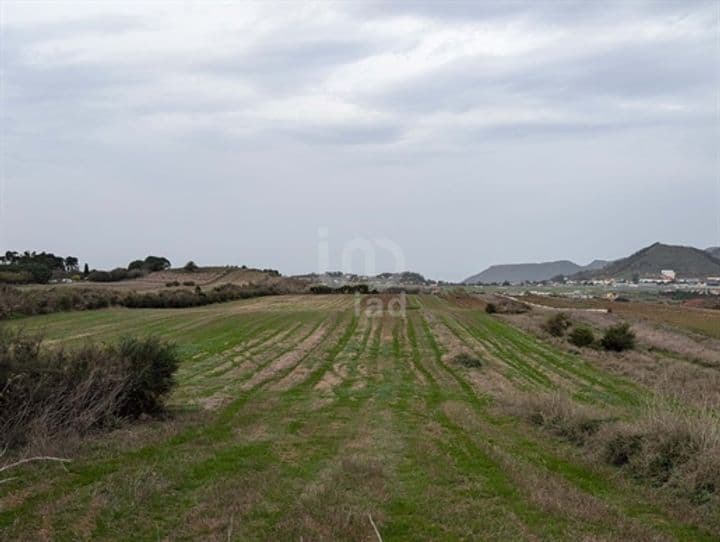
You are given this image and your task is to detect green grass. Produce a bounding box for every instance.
[1,294,717,540]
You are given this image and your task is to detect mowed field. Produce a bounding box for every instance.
[1,295,718,540]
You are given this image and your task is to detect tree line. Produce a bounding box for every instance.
[0,251,80,284]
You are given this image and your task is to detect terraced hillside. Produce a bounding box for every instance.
[1,295,718,540]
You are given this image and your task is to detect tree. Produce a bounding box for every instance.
[83,263,90,277]
[183,261,199,273]
[128,260,145,271]
[64,257,79,272]
[143,256,171,272]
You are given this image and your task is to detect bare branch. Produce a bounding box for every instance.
[367,513,383,542]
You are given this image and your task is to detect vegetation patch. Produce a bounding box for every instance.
[0,329,179,451]
[512,393,720,507]
[568,326,595,348]
[600,323,636,352]
[542,312,572,337]
[451,352,483,369]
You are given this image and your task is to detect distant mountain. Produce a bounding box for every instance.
[707,247,720,259]
[576,242,720,280]
[584,259,610,271]
[463,259,607,285]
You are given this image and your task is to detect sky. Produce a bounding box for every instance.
[1,1,718,281]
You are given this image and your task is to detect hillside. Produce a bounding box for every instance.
[576,242,720,279]
[707,247,720,259]
[27,266,308,293]
[464,259,608,284]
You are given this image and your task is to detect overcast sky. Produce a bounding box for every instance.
[1,1,718,281]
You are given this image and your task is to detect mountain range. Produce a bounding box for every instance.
[464,243,720,284]
[463,259,608,285]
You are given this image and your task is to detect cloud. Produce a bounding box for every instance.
[1,1,717,279]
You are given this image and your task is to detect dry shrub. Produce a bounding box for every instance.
[510,392,720,506]
[617,405,720,503]
[0,329,179,451]
[485,297,529,314]
[542,313,572,337]
[512,393,608,446]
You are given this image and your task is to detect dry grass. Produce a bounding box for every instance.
[523,295,720,340]
[507,392,720,510]
[501,308,720,410]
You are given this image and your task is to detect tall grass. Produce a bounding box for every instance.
[511,393,720,506]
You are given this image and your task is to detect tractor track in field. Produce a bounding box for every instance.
[2,295,717,541]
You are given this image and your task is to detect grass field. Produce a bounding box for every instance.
[1,294,717,540]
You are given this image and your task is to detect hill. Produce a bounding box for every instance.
[576,242,720,280]
[463,259,609,284]
[707,247,720,259]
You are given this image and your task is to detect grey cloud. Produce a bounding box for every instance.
[1,2,717,279]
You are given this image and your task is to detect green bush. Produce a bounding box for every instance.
[115,336,180,418]
[600,323,636,351]
[88,268,131,282]
[568,326,595,347]
[0,330,179,449]
[485,302,497,314]
[543,312,572,337]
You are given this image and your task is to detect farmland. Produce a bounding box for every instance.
[1,294,718,540]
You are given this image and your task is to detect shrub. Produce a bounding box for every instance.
[568,326,595,347]
[0,285,123,319]
[542,312,572,337]
[452,352,482,369]
[183,261,199,272]
[165,281,180,287]
[513,393,720,507]
[0,330,179,450]
[600,322,636,351]
[485,302,497,314]
[87,268,131,282]
[182,281,195,286]
[114,336,180,418]
[604,432,644,466]
[519,394,605,446]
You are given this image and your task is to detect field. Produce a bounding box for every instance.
[519,294,720,339]
[20,267,306,293]
[1,294,718,540]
